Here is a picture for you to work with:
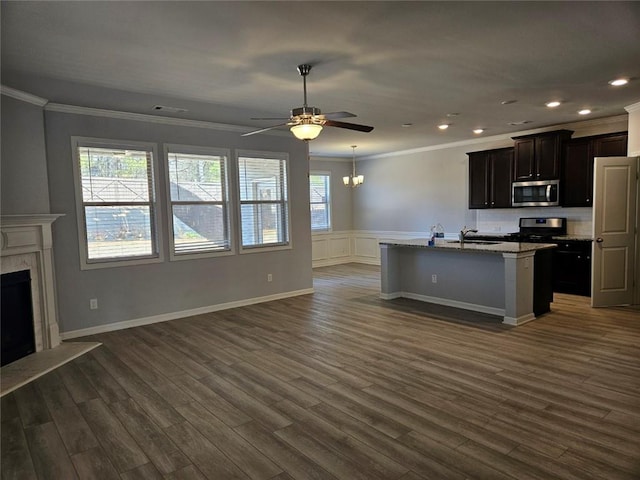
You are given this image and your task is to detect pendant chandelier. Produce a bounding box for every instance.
[343,145,364,187]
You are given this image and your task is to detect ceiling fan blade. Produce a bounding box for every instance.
[322,111,357,120]
[242,123,290,136]
[324,120,374,133]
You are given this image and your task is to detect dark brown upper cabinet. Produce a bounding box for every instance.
[512,130,573,181]
[468,147,514,209]
[562,132,628,207]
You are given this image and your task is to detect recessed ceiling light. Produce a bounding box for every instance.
[446,113,460,117]
[501,100,517,105]
[508,120,532,126]
[438,124,449,130]
[608,78,629,87]
[578,109,592,115]
[473,128,484,134]
[545,101,561,108]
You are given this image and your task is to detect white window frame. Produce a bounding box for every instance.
[309,171,332,232]
[71,136,164,270]
[164,144,234,261]
[236,149,291,254]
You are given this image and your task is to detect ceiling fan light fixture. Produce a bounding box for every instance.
[290,122,323,141]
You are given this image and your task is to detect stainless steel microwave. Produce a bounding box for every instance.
[512,179,560,207]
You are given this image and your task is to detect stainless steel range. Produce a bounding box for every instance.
[516,217,567,242]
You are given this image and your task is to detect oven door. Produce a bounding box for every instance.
[512,180,560,207]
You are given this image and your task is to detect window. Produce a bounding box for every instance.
[166,146,231,258]
[72,138,161,268]
[237,152,289,250]
[309,172,331,231]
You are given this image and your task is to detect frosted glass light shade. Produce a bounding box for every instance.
[290,123,322,140]
[343,174,364,187]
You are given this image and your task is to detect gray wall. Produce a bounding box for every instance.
[309,158,353,232]
[1,95,50,214]
[353,144,480,233]
[43,110,312,334]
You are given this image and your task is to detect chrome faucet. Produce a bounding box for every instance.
[459,226,478,243]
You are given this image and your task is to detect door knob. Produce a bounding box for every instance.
[595,237,604,243]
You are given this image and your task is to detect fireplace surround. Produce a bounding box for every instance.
[1,214,63,356]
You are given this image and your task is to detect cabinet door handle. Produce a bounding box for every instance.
[596,237,604,243]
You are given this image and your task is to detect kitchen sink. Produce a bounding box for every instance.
[446,240,501,245]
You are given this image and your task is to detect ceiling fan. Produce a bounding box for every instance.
[242,64,374,141]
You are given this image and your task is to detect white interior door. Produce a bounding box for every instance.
[591,156,638,307]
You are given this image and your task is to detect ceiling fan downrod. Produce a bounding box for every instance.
[297,64,313,110]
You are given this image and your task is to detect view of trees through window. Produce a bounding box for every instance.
[238,155,289,248]
[78,146,156,260]
[309,173,330,231]
[75,141,291,265]
[167,151,230,255]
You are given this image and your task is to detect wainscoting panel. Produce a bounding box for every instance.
[311,237,329,261]
[329,236,350,258]
[312,230,430,268]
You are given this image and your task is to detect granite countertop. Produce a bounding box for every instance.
[466,233,594,242]
[551,235,593,242]
[379,238,557,254]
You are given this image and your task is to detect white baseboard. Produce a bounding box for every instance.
[382,291,505,318]
[502,313,536,326]
[60,288,314,340]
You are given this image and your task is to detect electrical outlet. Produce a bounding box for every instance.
[431,274,437,283]
[267,273,273,282]
[90,298,98,310]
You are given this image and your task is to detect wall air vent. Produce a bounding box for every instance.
[152,105,188,114]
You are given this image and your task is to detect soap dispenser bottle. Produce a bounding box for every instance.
[428,225,436,246]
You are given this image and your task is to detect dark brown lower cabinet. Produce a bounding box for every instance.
[553,241,591,297]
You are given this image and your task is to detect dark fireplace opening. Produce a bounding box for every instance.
[1,270,36,367]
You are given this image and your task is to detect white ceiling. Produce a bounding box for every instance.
[2,1,640,157]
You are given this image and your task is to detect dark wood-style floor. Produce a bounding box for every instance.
[2,263,639,479]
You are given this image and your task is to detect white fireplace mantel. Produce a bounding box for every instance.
[1,214,64,352]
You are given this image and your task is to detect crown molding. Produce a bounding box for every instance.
[45,103,247,133]
[44,102,288,136]
[309,156,352,163]
[0,85,48,107]
[625,101,640,113]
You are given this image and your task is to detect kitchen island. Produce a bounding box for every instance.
[379,239,556,325]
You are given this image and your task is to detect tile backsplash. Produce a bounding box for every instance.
[476,207,593,236]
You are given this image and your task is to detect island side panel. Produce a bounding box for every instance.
[502,252,536,325]
[380,244,402,298]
